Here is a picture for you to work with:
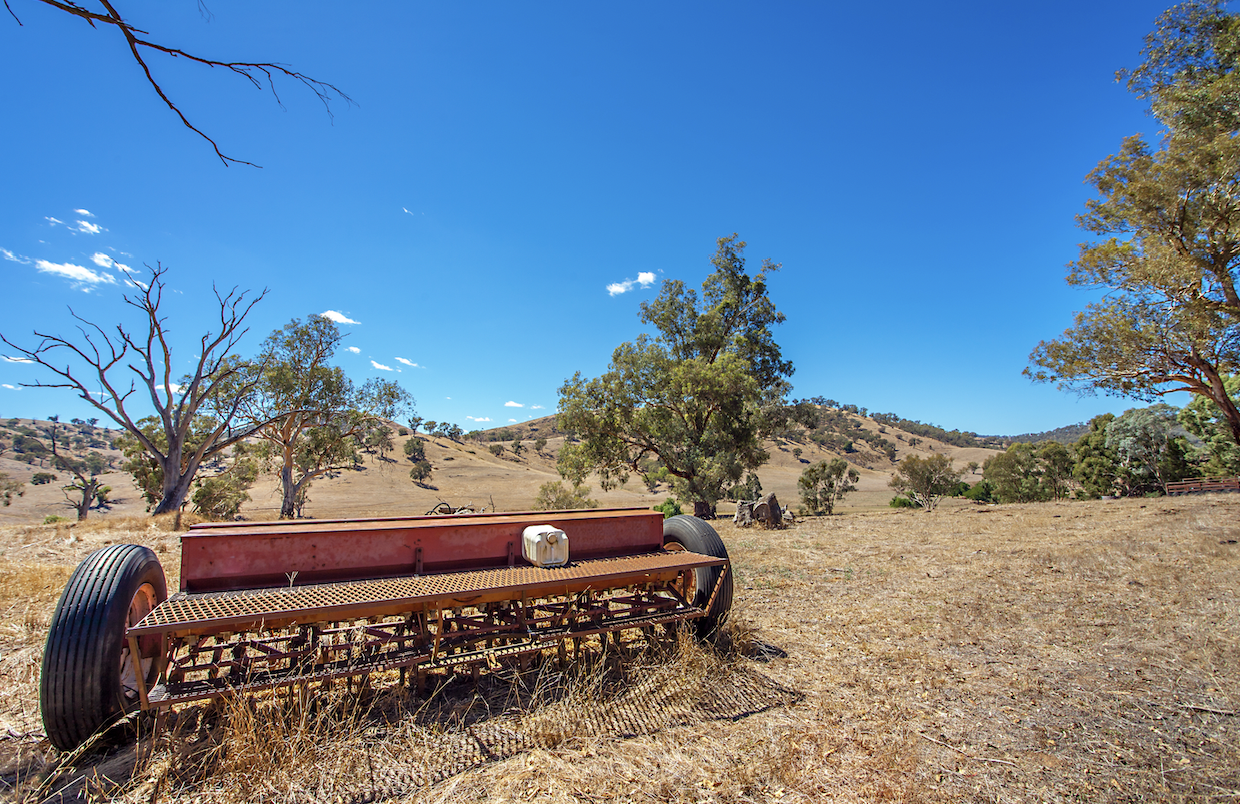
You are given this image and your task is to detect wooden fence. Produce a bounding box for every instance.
[1166,476,1240,495]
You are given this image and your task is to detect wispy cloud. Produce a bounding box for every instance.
[504,401,524,408]
[2,356,34,363]
[45,216,63,225]
[346,346,361,354]
[507,418,518,423]
[321,310,360,325]
[395,357,420,368]
[606,271,657,296]
[2,248,31,264]
[36,259,116,287]
[466,416,492,422]
[166,382,184,394]
[74,208,94,217]
[75,220,102,234]
[91,252,135,274]
[371,360,393,371]
[531,405,545,410]
[1,384,18,390]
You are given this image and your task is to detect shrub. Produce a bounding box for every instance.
[403,438,427,463]
[532,481,598,510]
[889,494,919,509]
[489,444,505,457]
[964,479,995,503]
[44,515,67,524]
[653,498,683,519]
[32,472,58,485]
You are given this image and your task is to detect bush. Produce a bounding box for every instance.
[403,438,426,463]
[964,479,995,503]
[889,494,919,509]
[409,460,433,485]
[43,515,67,524]
[653,498,683,519]
[31,472,58,485]
[489,444,505,457]
[532,481,598,510]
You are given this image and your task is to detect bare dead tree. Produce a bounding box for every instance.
[1,264,271,515]
[8,0,353,166]
[47,415,102,520]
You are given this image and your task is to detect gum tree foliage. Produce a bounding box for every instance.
[983,441,1076,503]
[243,315,414,519]
[889,453,964,512]
[1073,413,1123,497]
[1178,374,1240,474]
[798,458,860,515]
[191,447,259,520]
[557,235,793,518]
[1,266,268,514]
[1105,403,1193,494]
[7,1,351,166]
[1027,2,1240,448]
[532,481,598,511]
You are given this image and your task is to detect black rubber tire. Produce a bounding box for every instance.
[662,514,733,639]
[40,544,166,752]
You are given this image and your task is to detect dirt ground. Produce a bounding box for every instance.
[1,493,1237,803]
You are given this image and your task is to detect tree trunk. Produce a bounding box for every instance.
[280,462,297,519]
[692,500,715,519]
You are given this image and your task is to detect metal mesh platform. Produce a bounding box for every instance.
[132,551,722,638]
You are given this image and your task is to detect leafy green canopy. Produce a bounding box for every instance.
[1028,1,1240,448]
[798,458,859,516]
[245,315,414,519]
[557,235,792,514]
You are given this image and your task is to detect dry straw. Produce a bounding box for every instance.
[2,494,1239,802]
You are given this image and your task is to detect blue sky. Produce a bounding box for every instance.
[0,0,1184,436]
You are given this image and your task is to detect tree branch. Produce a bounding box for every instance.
[30,0,353,167]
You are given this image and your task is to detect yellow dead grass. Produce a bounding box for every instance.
[1,494,1237,802]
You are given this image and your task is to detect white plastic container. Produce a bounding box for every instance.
[522,525,569,568]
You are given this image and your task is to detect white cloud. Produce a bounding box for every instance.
[531,405,545,410]
[166,383,184,394]
[466,416,492,422]
[346,346,361,354]
[607,272,658,296]
[89,252,136,274]
[507,418,517,423]
[74,209,94,217]
[321,310,360,325]
[2,356,34,363]
[75,220,102,234]
[35,259,116,286]
[504,401,523,408]
[395,357,420,368]
[2,384,18,390]
[370,360,393,371]
[2,248,30,264]
[45,216,63,225]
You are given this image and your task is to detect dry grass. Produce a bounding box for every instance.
[2,494,1238,802]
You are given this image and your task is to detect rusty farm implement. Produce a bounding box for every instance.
[38,509,732,752]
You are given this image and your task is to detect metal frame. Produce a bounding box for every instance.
[126,549,728,710]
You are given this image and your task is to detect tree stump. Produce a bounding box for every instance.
[734,501,755,527]
[755,493,783,529]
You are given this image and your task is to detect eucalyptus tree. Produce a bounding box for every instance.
[244,315,414,518]
[1028,1,1240,446]
[557,235,792,518]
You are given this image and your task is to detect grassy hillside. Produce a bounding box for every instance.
[0,407,1002,524]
